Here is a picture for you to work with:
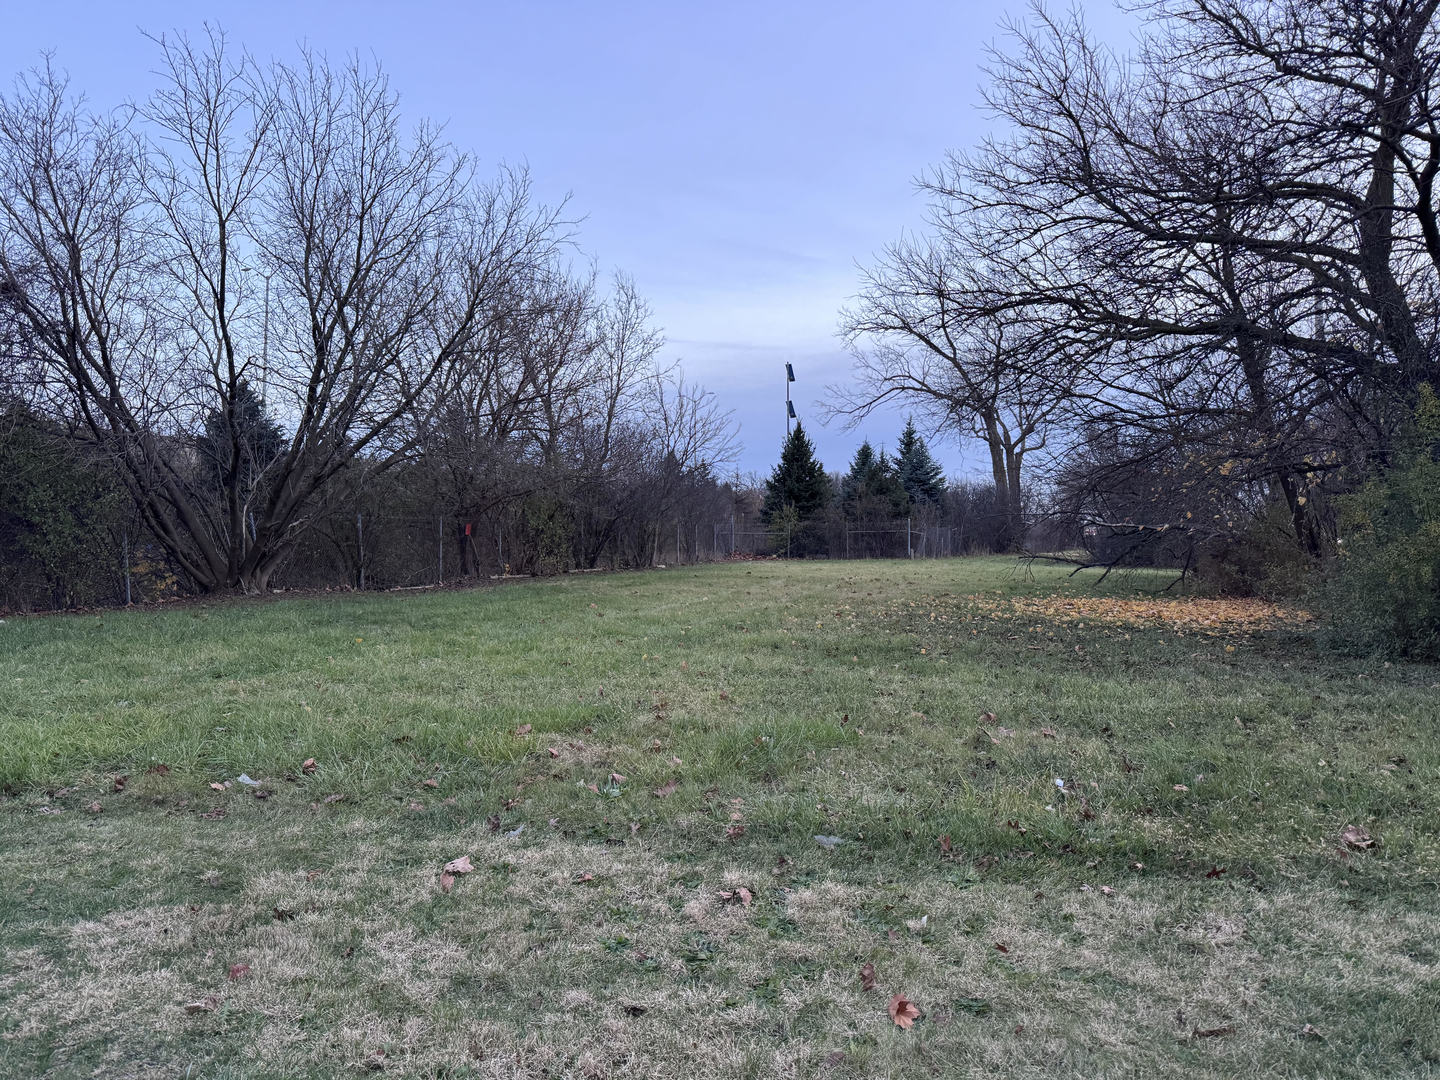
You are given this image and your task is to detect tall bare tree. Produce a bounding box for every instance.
[0,36,564,591]
[842,1,1440,561]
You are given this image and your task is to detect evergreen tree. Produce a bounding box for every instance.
[842,440,907,517]
[196,380,286,492]
[895,418,945,507]
[762,422,830,522]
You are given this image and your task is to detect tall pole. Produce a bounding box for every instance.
[785,363,796,437]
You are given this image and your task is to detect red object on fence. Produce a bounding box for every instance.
[464,523,472,536]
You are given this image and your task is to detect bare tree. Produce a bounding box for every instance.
[841,1,1440,564]
[836,241,1067,549]
[0,37,564,591]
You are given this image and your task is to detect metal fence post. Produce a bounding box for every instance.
[357,512,365,590]
[122,529,131,605]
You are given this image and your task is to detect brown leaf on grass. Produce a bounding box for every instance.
[888,993,921,1029]
[725,824,746,840]
[574,873,595,884]
[272,907,295,922]
[422,778,439,788]
[859,962,877,990]
[443,855,474,875]
[718,886,753,907]
[438,873,456,894]
[548,747,560,758]
[485,813,502,832]
[146,764,171,776]
[228,963,250,981]
[301,758,317,775]
[980,711,997,725]
[939,835,953,855]
[994,942,1010,954]
[514,724,532,736]
[1191,1025,1235,1039]
[1173,784,1190,792]
[1340,825,1375,850]
[112,775,128,793]
[209,782,226,792]
[1206,866,1227,878]
[609,773,627,784]
[653,778,679,798]
[407,801,424,811]
[1040,726,1057,738]
[86,801,102,814]
[183,995,220,1014]
[1301,1023,1324,1039]
[1099,885,1115,896]
[322,793,344,804]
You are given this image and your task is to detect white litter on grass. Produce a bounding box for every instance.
[814,835,844,849]
[1054,778,1065,788]
[505,825,525,838]
[235,774,261,786]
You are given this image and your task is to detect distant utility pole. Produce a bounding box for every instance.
[785,362,796,436]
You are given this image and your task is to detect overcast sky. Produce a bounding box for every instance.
[1,0,1138,480]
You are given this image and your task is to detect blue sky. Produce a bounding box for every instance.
[1,1,1136,480]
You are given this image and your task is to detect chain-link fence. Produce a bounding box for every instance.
[711,518,960,560]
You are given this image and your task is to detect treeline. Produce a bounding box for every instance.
[750,418,1018,558]
[0,35,736,611]
[838,1,1440,656]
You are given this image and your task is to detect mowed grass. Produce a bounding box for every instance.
[1,558,1438,1079]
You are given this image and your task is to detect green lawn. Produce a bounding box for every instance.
[1,558,1437,1078]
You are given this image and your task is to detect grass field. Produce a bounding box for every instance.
[1,557,1438,1079]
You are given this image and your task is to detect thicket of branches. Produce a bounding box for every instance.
[0,33,737,609]
[839,0,1440,591]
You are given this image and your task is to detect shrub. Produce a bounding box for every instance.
[1316,386,1440,659]
[1195,502,1315,599]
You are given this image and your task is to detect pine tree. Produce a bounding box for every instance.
[895,418,945,507]
[840,441,878,506]
[762,422,831,522]
[842,440,907,517]
[197,380,286,492]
